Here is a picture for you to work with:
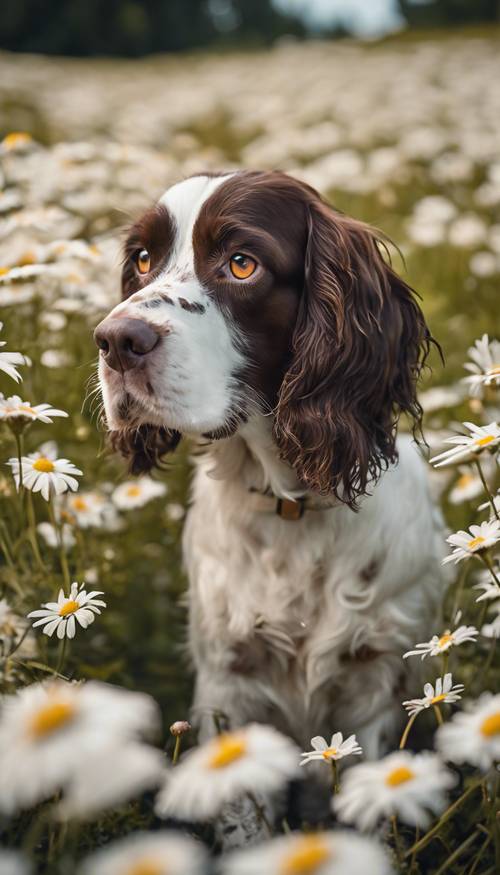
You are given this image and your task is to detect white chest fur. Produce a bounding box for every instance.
[183,419,447,750]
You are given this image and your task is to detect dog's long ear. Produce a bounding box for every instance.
[110,424,181,475]
[273,199,432,509]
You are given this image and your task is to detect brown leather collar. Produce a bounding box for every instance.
[247,489,336,520]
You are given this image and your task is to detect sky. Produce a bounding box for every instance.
[276,0,405,37]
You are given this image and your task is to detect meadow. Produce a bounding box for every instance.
[0,31,499,874]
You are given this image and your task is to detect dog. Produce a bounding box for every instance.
[95,170,447,841]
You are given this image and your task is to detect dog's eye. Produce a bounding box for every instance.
[229,253,257,280]
[136,249,151,275]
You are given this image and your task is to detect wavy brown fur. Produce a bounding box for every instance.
[273,198,432,510]
[109,424,181,475]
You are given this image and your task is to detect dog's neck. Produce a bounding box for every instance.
[201,414,305,500]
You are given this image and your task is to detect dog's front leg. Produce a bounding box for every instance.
[191,668,286,849]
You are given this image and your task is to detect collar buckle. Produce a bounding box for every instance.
[276,497,305,521]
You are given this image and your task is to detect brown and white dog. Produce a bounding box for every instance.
[95,171,446,840]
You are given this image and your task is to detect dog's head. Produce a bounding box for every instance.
[95,170,431,507]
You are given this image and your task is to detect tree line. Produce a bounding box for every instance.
[0,0,498,57]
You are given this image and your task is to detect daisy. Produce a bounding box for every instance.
[0,679,160,814]
[448,468,483,504]
[442,520,500,565]
[8,451,82,501]
[155,724,299,821]
[333,751,455,831]
[0,394,67,423]
[403,624,479,659]
[78,832,207,875]
[402,673,464,717]
[0,598,34,660]
[436,692,500,770]
[0,598,26,649]
[300,732,363,766]
[37,522,76,550]
[59,742,165,819]
[481,611,500,639]
[474,571,500,602]
[419,385,464,414]
[27,582,106,640]
[448,214,487,248]
[463,334,500,397]
[1,131,33,152]
[0,323,29,383]
[430,422,500,468]
[112,476,167,510]
[166,502,185,522]
[478,491,500,517]
[219,830,392,875]
[59,491,120,530]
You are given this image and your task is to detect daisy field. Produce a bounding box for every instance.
[0,24,499,875]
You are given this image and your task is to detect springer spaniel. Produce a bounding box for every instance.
[95,171,447,839]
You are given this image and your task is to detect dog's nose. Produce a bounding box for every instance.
[94,317,160,372]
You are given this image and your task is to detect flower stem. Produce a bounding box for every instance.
[246,790,273,837]
[55,637,68,676]
[434,828,480,875]
[450,563,468,623]
[22,805,49,854]
[399,712,418,749]
[391,815,404,869]
[483,636,497,678]
[0,520,15,569]
[441,651,449,676]
[433,704,444,726]
[14,431,25,522]
[26,490,45,573]
[48,499,71,588]
[481,552,500,589]
[409,826,420,874]
[330,759,340,794]
[467,832,492,875]
[404,778,484,858]
[172,735,182,765]
[475,459,499,522]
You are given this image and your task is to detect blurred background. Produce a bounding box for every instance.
[0,0,498,727]
[1,0,500,55]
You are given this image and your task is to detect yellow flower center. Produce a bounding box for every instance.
[322,748,338,760]
[0,267,9,277]
[475,435,494,447]
[456,473,473,488]
[126,485,142,497]
[431,694,446,704]
[281,836,331,875]
[19,405,37,415]
[438,633,453,649]
[208,733,247,769]
[59,600,79,617]
[33,458,55,473]
[71,497,88,511]
[468,536,486,551]
[2,132,32,149]
[126,859,163,875]
[385,766,415,787]
[19,251,36,266]
[30,700,76,738]
[480,712,500,737]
